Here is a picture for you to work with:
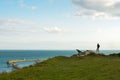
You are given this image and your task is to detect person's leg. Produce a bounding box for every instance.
[96,48,98,54]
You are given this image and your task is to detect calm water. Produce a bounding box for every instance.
[0,50,120,73]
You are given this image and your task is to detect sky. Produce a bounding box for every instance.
[0,0,120,50]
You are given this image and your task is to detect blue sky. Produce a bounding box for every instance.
[0,0,120,50]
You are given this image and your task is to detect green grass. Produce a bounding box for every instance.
[0,56,120,80]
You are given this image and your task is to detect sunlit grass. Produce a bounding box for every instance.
[0,55,120,80]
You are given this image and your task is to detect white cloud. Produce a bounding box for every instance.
[31,6,38,10]
[0,19,36,35]
[43,27,64,33]
[72,0,120,19]
[0,19,34,26]
[0,19,67,35]
[19,0,38,10]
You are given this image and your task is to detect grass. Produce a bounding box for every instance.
[0,55,120,80]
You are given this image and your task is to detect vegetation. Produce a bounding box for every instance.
[0,52,120,80]
[109,53,120,57]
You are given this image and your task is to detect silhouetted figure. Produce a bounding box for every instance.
[96,43,100,54]
[76,49,82,58]
[76,49,82,53]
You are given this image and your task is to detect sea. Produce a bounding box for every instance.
[0,50,120,73]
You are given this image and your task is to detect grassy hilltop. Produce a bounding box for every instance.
[0,52,120,80]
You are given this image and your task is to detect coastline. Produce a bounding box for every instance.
[1,52,120,80]
[1,50,120,73]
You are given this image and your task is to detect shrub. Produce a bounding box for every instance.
[109,53,120,57]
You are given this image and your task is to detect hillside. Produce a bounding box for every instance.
[0,55,120,80]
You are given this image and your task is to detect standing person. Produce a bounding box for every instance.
[96,43,100,54]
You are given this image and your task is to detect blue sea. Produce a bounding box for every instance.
[0,50,120,73]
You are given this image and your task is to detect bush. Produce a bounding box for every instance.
[71,54,78,58]
[109,53,120,57]
[97,53,106,56]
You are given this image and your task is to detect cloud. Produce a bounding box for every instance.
[31,6,38,10]
[43,27,64,33]
[72,0,120,19]
[0,19,66,35]
[0,19,36,35]
[19,0,38,10]
[0,19,34,26]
